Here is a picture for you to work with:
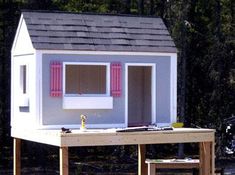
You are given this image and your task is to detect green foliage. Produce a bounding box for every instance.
[53,0,128,13]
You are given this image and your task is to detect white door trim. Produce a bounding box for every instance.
[125,63,156,127]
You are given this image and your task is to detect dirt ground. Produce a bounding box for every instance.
[1,162,235,175]
[1,158,235,175]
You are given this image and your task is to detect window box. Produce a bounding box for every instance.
[63,96,113,109]
[18,95,29,107]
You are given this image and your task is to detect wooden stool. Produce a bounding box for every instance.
[145,159,200,175]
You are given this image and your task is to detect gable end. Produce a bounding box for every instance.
[12,14,35,56]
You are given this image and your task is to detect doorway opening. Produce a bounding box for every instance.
[127,65,155,127]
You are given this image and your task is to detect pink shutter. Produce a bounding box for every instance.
[50,61,62,97]
[111,62,122,97]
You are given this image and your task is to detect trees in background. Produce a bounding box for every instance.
[0,1,19,165]
[0,0,234,161]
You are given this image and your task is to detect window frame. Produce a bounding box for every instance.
[20,64,27,94]
[62,62,113,109]
[18,64,29,107]
[63,62,111,97]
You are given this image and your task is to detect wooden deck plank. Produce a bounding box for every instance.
[11,128,215,147]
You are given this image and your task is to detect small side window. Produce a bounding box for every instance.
[20,65,27,94]
[19,64,29,109]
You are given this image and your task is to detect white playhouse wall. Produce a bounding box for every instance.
[36,51,177,129]
[11,16,39,129]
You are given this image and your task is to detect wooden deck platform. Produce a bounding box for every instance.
[11,128,215,175]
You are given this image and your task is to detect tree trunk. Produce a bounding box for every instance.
[231,0,235,40]
[150,0,154,15]
[177,0,190,158]
[215,0,221,41]
[125,0,131,14]
[138,0,144,15]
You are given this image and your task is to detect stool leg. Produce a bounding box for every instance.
[148,163,156,175]
[138,144,147,175]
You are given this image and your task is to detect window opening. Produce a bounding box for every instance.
[20,65,27,94]
[65,65,107,95]
[19,64,29,111]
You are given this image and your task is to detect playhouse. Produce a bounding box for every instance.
[11,11,177,130]
[10,11,217,175]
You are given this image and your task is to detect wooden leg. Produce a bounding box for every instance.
[138,144,147,175]
[211,140,215,174]
[60,147,69,175]
[13,138,21,175]
[200,142,213,175]
[147,163,156,175]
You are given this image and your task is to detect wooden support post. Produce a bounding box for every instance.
[13,138,21,175]
[60,147,69,175]
[138,144,147,175]
[200,142,213,175]
[212,140,215,174]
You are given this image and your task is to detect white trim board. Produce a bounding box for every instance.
[170,54,177,123]
[37,50,177,57]
[36,123,126,129]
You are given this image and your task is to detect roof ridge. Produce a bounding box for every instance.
[21,9,161,19]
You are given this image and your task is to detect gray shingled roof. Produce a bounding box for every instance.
[22,11,177,53]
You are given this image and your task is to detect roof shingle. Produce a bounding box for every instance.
[22,11,177,53]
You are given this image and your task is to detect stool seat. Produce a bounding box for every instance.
[145,159,200,175]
